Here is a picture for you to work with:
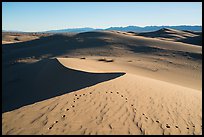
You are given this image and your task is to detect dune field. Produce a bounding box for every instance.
[2,29,202,135]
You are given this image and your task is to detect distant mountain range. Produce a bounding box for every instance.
[3,25,202,33]
[44,25,202,33]
[106,25,202,32]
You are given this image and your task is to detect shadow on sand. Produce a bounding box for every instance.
[2,58,125,113]
[127,45,202,60]
[2,32,110,62]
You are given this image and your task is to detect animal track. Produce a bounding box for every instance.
[48,126,52,130]
[166,125,170,128]
[48,91,131,131]
[47,91,197,135]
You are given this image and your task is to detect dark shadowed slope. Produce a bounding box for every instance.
[178,35,202,46]
[2,58,125,113]
[2,32,110,61]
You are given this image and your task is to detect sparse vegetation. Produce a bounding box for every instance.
[98,58,114,62]
[14,37,20,41]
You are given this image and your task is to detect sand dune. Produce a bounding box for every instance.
[2,30,202,135]
[2,58,202,135]
[138,28,202,46]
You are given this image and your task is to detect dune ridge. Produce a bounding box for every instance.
[138,28,202,46]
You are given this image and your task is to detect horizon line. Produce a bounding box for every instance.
[3,24,202,33]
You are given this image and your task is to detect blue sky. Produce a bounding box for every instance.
[2,2,202,32]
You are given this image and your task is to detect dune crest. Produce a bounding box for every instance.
[2,58,125,113]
